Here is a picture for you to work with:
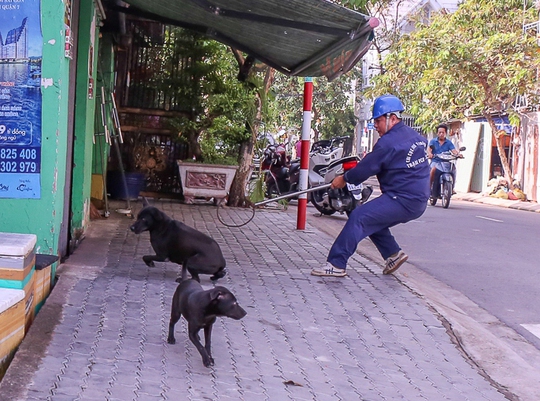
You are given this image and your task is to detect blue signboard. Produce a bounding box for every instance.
[367,122,375,130]
[0,0,43,198]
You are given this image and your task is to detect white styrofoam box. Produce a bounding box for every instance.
[0,252,35,270]
[0,288,25,314]
[0,233,37,257]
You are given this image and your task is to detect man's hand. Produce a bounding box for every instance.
[331,175,347,189]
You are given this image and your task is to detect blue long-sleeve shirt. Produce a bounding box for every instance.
[343,121,430,202]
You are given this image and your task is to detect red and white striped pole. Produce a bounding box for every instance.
[297,77,313,230]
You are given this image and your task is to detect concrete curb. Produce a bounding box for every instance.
[453,193,540,212]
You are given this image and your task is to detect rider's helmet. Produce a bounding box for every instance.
[372,94,405,120]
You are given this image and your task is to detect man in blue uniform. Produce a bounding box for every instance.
[311,94,430,277]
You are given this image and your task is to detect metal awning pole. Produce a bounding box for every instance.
[297,77,313,230]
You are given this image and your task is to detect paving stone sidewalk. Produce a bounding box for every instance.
[0,200,509,401]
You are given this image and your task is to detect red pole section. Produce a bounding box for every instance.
[297,77,313,230]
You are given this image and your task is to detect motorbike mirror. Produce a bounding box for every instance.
[459,146,466,151]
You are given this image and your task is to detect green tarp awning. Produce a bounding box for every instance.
[115,0,378,81]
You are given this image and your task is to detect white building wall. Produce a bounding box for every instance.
[521,112,540,202]
[437,0,460,12]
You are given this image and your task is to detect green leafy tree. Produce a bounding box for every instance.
[164,29,256,163]
[157,29,263,206]
[270,0,414,148]
[338,0,410,76]
[268,72,361,144]
[369,0,540,186]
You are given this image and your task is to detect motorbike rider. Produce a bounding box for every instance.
[427,124,461,189]
[311,94,430,277]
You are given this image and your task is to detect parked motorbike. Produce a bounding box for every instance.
[258,136,350,198]
[308,137,372,216]
[258,142,298,197]
[308,137,348,185]
[429,146,466,208]
[309,155,372,216]
[261,135,350,193]
[253,136,371,216]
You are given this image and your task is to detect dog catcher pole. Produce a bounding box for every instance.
[255,184,331,207]
[297,77,313,230]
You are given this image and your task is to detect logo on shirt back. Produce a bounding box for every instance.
[405,141,428,168]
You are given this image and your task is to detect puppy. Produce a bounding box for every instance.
[167,279,247,367]
[130,202,226,282]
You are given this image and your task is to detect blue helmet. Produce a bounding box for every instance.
[372,94,405,119]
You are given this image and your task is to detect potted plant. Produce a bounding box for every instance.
[177,159,238,205]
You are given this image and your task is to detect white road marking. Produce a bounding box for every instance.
[521,324,540,339]
[476,215,504,223]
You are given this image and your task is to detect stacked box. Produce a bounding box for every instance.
[33,254,58,314]
[0,289,25,371]
[33,266,51,314]
[0,233,37,334]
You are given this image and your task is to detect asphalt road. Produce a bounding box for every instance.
[292,198,540,351]
[283,198,540,399]
[392,199,540,351]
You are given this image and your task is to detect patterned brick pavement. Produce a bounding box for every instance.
[0,200,509,400]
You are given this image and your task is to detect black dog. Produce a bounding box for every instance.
[167,279,247,367]
[130,203,226,282]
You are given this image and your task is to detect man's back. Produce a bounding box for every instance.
[376,122,430,202]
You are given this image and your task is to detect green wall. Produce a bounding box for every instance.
[0,0,70,255]
[70,1,100,240]
[0,0,101,260]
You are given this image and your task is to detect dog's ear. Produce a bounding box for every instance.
[148,206,163,221]
[142,196,150,207]
[211,287,232,302]
[211,291,223,301]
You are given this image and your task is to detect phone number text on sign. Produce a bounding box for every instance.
[0,147,41,173]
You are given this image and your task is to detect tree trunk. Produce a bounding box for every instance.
[486,115,513,190]
[227,136,255,207]
[351,123,358,156]
[227,95,262,207]
[186,130,202,161]
[227,67,274,207]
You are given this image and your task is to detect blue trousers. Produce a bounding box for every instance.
[327,193,427,269]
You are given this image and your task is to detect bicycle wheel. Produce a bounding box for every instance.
[441,181,452,208]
